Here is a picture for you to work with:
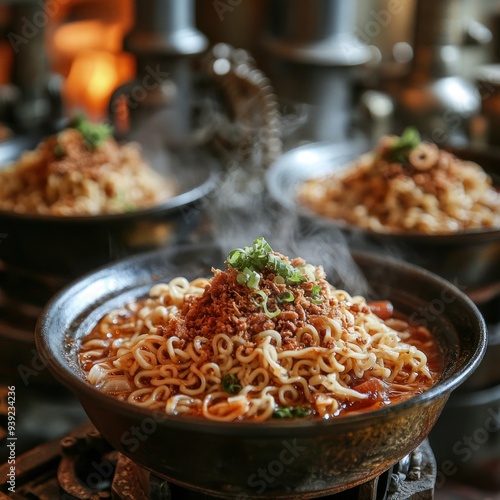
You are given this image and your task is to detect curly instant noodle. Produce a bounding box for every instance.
[298,128,500,234]
[0,120,174,215]
[79,238,440,421]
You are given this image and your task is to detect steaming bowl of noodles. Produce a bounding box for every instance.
[265,131,500,322]
[0,119,221,302]
[36,239,486,498]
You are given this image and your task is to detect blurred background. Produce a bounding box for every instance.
[0,1,499,499]
[1,0,500,146]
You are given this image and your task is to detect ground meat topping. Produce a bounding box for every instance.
[164,247,367,352]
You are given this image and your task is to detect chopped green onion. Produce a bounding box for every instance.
[300,264,317,282]
[221,373,242,395]
[394,126,421,150]
[252,290,268,307]
[253,290,281,319]
[382,127,421,164]
[237,268,261,288]
[278,290,295,303]
[247,271,260,289]
[310,284,324,304]
[273,407,294,418]
[293,406,313,418]
[273,405,312,419]
[228,248,246,269]
[286,272,306,285]
[236,273,248,285]
[273,275,285,285]
[72,113,113,150]
[263,304,281,319]
[268,254,307,285]
[226,238,308,288]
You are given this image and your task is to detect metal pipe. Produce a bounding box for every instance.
[390,0,480,144]
[265,0,372,142]
[5,1,60,133]
[125,0,207,60]
[113,0,207,142]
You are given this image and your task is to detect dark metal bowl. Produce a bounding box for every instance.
[35,243,487,498]
[0,136,221,305]
[265,142,500,324]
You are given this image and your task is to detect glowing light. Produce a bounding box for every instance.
[47,1,134,120]
[65,50,134,120]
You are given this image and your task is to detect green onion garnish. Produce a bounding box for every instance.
[72,113,113,150]
[278,290,295,303]
[237,267,260,288]
[227,237,307,288]
[310,284,324,304]
[252,289,267,306]
[382,127,421,164]
[221,373,242,395]
[236,273,248,285]
[273,405,312,419]
[253,290,281,319]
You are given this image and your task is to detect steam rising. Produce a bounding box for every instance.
[206,156,371,298]
[126,87,371,298]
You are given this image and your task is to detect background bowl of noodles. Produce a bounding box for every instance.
[0,133,221,306]
[35,242,486,498]
[265,140,500,325]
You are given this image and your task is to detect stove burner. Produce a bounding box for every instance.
[0,422,436,499]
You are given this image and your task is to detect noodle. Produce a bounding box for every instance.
[298,128,500,234]
[0,126,174,215]
[79,238,440,421]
